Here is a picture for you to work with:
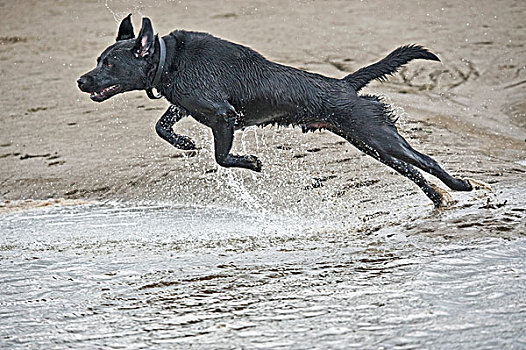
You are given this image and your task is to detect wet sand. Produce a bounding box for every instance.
[1,0,525,223]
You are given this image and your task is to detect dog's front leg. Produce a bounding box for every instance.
[155,105,196,150]
[211,118,262,172]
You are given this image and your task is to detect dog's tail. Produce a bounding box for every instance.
[343,44,440,92]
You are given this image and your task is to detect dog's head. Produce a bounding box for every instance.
[77,15,159,102]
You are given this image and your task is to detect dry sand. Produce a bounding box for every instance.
[0,0,525,230]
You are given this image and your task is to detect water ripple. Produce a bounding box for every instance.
[1,204,524,349]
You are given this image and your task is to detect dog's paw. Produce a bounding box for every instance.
[430,184,454,209]
[465,178,493,193]
[175,136,196,150]
[239,155,262,172]
[247,155,262,172]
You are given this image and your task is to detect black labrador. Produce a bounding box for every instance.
[77,15,473,207]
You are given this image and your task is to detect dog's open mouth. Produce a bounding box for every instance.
[89,85,122,102]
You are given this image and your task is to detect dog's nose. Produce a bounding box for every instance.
[77,76,88,88]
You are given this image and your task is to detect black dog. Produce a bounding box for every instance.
[77,15,473,207]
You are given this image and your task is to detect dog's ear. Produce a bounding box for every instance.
[116,14,134,41]
[134,17,155,57]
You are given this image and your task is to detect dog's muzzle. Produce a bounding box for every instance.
[76,76,90,92]
[77,76,122,102]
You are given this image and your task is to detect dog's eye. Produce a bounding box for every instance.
[102,58,113,68]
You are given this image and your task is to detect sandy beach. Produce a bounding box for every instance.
[0,0,525,227]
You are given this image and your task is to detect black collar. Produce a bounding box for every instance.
[146,36,166,100]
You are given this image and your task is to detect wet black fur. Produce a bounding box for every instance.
[78,15,473,207]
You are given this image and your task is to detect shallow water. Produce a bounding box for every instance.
[1,203,525,349]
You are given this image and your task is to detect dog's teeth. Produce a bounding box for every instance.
[89,85,118,99]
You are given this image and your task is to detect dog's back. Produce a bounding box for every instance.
[166,30,354,127]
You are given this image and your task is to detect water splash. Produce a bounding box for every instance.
[104,0,121,22]
[215,167,264,212]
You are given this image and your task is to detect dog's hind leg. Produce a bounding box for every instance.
[355,126,471,205]
[358,120,473,192]
[390,142,473,192]
[347,136,446,207]
[377,153,446,207]
[211,120,262,172]
[350,95,472,193]
[330,118,446,206]
[357,96,472,193]
[155,105,196,150]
